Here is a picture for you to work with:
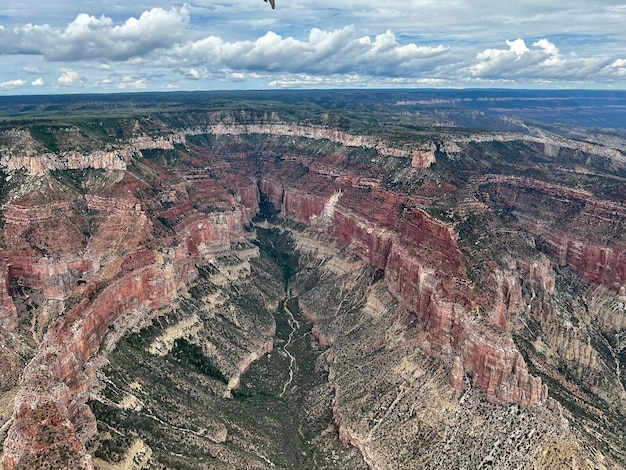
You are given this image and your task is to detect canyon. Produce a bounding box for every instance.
[0,90,625,469]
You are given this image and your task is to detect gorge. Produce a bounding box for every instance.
[0,90,625,469]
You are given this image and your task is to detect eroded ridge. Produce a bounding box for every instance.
[0,94,624,468]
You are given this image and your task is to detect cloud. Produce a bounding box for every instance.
[187,67,205,80]
[533,39,559,56]
[471,39,535,75]
[506,39,530,57]
[1,6,190,61]
[57,68,79,85]
[229,72,246,82]
[117,77,148,89]
[610,59,626,76]
[267,73,450,89]
[0,78,27,89]
[468,38,621,82]
[170,26,449,78]
[1,3,625,90]
[22,65,43,74]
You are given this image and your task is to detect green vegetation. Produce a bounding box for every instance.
[170,338,228,383]
[140,148,183,166]
[90,225,356,469]
[29,124,59,152]
[3,89,625,468]
[254,227,299,289]
[424,203,457,223]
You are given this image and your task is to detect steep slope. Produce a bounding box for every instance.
[0,95,624,468]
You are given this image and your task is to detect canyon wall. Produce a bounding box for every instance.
[0,159,258,468]
[0,108,624,468]
[479,175,626,293]
[258,173,547,407]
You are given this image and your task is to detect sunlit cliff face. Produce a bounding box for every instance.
[1,100,625,469]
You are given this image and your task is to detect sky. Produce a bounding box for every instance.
[0,0,625,94]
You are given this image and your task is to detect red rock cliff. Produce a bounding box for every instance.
[1,170,254,469]
[258,173,546,406]
[479,176,626,293]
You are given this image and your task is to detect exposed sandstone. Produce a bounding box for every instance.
[224,337,274,397]
[0,265,17,331]
[0,105,624,468]
[1,174,255,468]
[411,143,437,168]
[537,233,626,291]
[6,111,622,179]
[2,151,130,175]
[147,314,202,357]
[479,175,626,292]
[262,179,546,406]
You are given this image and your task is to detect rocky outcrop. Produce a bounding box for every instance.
[6,256,93,314]
[4,200,78,252]
[516,258,556,296]
[2,253,183,470]
[489,267,523,330]
[1,101,624,468]
[460,131,626,167]
[479,175,626,293]
[459,333,547,405]
[2,150,131,175]
[411,143,437,168]
[166,116,626,171]
[209,122,432,162]
[174,211,247,260]
[1,174,254,469]
[7,113,622,179]
[259,175,546,407]
[536,233,626,293]
[0,264,18,330]
[295,233,561,469]
[224,336,275,397]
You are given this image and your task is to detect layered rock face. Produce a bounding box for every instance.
[0,104,624,469]
[0,265,17,330]
[259,172,546,407]
[0,152,259,467]
[290,236,583,469]
[479,175,626,292]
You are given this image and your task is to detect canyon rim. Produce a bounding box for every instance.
[0,90,625,469]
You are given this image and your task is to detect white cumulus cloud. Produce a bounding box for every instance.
[57,68,80,85]
[506,39,530,57]
[533,39,559,56]
[0,6,190,61]
[0,79,27,89]
[468,38,622,82]
[1,2,625,90]
[169,26,449,78]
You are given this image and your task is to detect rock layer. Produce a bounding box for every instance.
[0,104,624,468]
[1,167,254,468]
